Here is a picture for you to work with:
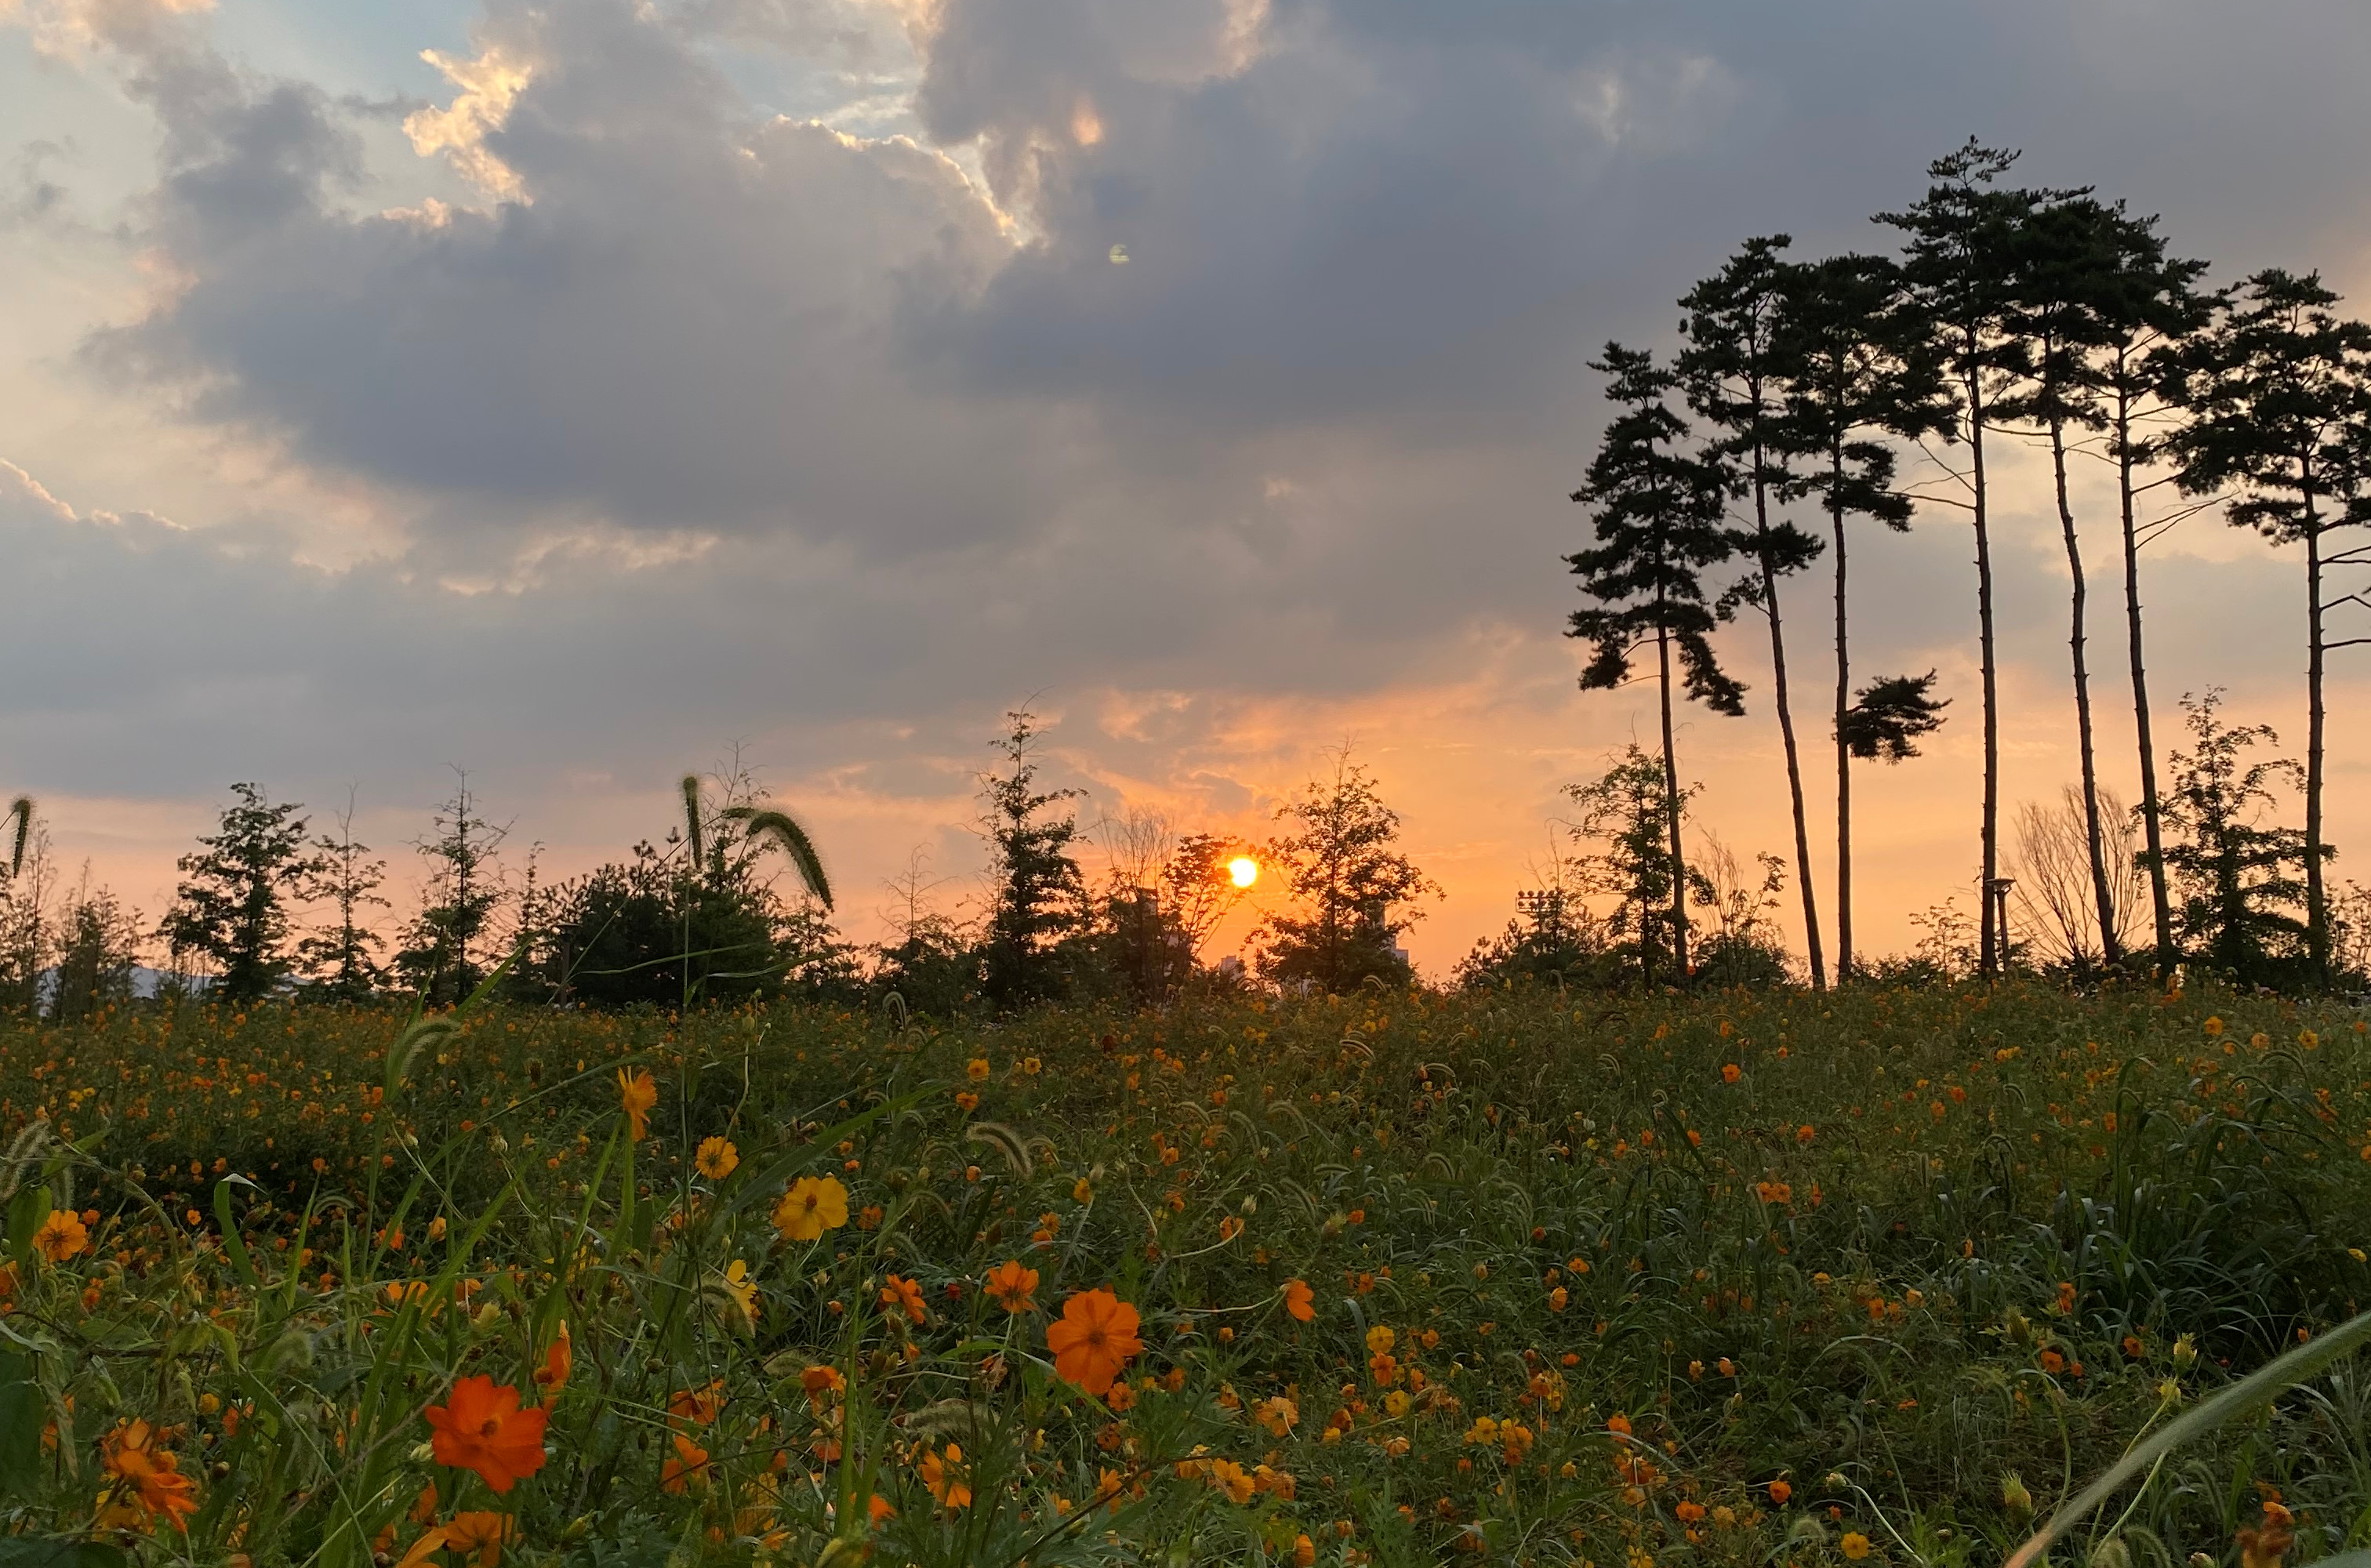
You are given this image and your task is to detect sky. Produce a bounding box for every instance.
[4,0,2370,977]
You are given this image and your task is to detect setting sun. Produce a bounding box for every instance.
[1227,855,1259,888]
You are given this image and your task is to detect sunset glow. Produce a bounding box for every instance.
[1228,855,1259,889]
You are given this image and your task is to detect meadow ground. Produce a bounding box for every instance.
[4,982,2371,1568]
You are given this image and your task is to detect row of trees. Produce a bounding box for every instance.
[0,776,530,1014]
[1569,140,2371,992]
[7,683,2362,1015]
[1455,692,2371,994]
[0,714,1450,1016]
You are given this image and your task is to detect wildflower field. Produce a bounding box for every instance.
[4,983,2371,1568]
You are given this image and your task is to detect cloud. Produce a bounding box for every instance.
[403,42,532,203]
[71,0,1043,557]
[1,0,213,63]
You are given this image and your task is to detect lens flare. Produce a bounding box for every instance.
[1227,856,1259,888]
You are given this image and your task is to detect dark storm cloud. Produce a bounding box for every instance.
[72,0,2371,574]
[79,0,1055,554]
[913,0,2371,443]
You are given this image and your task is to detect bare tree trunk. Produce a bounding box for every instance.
[1657,622,1690,982]
[454,794,472,999]
[1968,347,2002,978]
[2304,481,2329,979]
[2115,365,2176,972]
[1831,454,1854,983]
[2050,409,2122,971]
[1753,450,1825,989]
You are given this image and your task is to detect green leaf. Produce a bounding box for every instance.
[212,1177,261,1291]
[0,1348,41,1497]
[0,1538,129,1568]
[5,1184,51,1271]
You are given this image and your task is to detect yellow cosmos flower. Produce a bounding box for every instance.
[772,1176,850,1242]
[617,1069,658,1142]
[719,1260,757,1326]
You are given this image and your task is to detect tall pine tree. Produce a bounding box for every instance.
[979,710,1087,1007]
[296,791,389,1002]
[1880,141,2038,978]
[2163,270,2371,981]
[2090,207,2210,975]
[161,782,325,1002]
[1999,191,2130,970]
[395,772,508,1004]
[1678,237,1829,988]
[1771,252,1952,980]
[1567,343,1744,985]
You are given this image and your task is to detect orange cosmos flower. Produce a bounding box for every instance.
[1721,1062,1741,1083]
[881,1274,926,1324]
[1768,1479,1792,1505]
[1048,1287,1143,1396]
[667,1381,725,1427]
[800,1364,844,1409]
[2239,1502,2297,1568]
[426,1377,549,1493]
[661,1432,711,1494]
[100,1420,198,1530]
[985,1260,1039,1314]
[772,1176,849,1242]
[445,1511,509,1568]
[393,1529,452,1568]
[617,1069,658,1142]
[695,1136,739,1181]
[919,1444,971,1509]
[1282,1279,1315,1322]
[34,1209,89,1264]
[1208,1459,1257,1505]
[533,1320,571,1394]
